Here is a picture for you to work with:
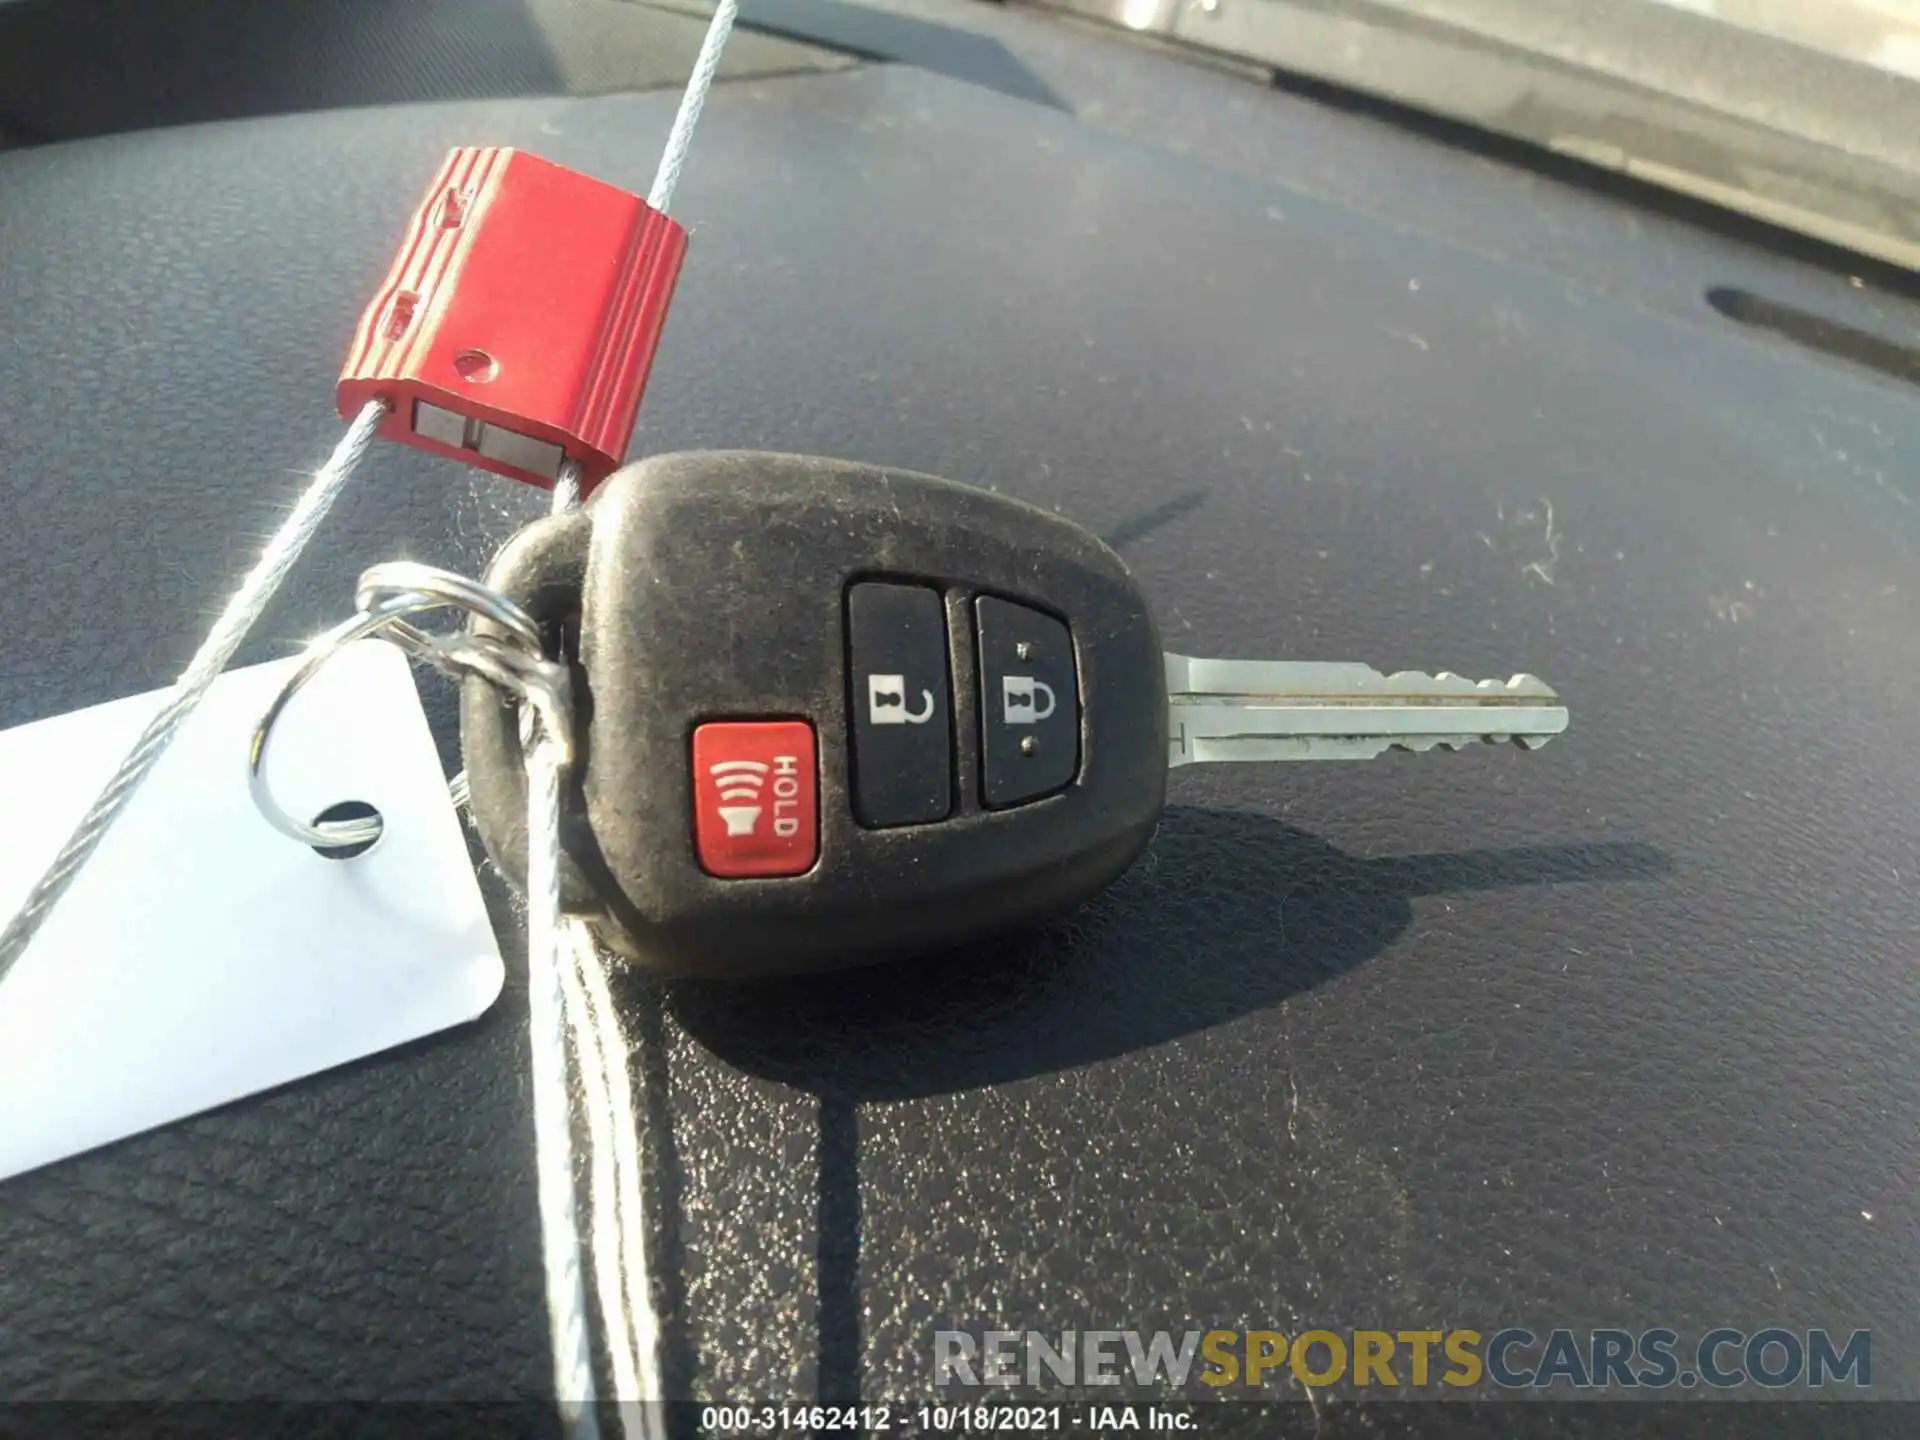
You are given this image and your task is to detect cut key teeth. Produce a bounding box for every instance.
[1391,671,1560,697]
[1388,731,1561,754]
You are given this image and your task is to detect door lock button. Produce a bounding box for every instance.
[975,595,1078,807]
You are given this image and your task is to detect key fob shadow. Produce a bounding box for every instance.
[662,812,1671,1099]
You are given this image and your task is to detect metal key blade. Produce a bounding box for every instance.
[1164,654,1569,767]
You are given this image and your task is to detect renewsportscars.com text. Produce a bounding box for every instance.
[934,1327,1871,1391]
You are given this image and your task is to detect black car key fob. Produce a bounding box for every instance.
[461,451,1168,979]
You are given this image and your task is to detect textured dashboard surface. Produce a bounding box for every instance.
[0,54,1917,1417]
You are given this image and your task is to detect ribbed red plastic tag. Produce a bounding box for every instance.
[338,148,687,494]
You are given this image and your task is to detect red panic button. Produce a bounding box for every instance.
[691,722,819,878]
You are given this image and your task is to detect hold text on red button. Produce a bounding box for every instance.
[690,721,818,878]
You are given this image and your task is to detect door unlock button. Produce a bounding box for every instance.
[847,583,953,827]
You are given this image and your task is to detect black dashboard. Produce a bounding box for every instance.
[1,1,1917,1428]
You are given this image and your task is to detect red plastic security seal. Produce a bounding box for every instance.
[338,147,687,494]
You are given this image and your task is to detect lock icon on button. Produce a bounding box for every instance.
[1001,675,1056,724]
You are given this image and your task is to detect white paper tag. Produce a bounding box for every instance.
[0,641,505,1182]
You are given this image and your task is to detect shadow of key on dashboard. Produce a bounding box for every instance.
[666,807,1674,1101]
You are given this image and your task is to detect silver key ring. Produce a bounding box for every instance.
[249,563,568,850]
[354,561,546,653]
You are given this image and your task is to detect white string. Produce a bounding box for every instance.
[560,933,645,1412]
[648,0,742,214]
[0,399,390,989]
[543,464,638,1433]
[545,466,666,1440]
[525,718,602,1440]
[571,919,666,1440]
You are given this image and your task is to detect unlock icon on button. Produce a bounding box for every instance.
[1002,675,1057,723]
[868,673,935,725]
